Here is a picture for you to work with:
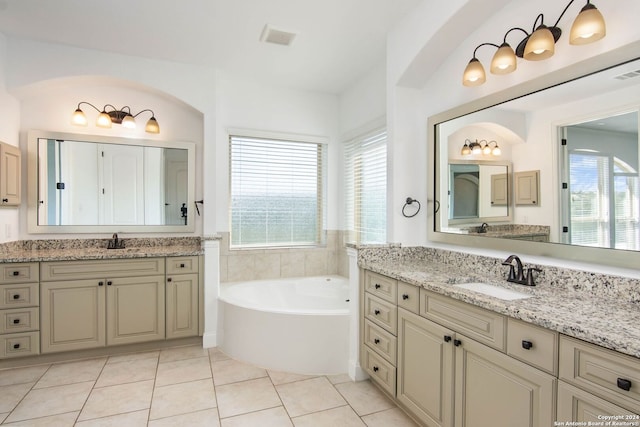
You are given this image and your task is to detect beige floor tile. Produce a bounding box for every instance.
[361,407,419,427]
[327,373,352,385]
[95,357,158,388]
[159,344,209,363]
[34,358,107,389]
[6,381,94,423]
[216,377,282,418]
[75,409,149,426]
[221,406,293,427]
[150,378,216,420]
[276,377,346,418]
[0,382,34,412]
[3,411,79,426]
[106,350,159,365]
[335,380,395,416]
[292,405,365,427]
[209,348,231,362]
[149,408,220,427]
[78,379,154,421]
[0,364,48,386]
[155,356,211,387]
[267,370,316,386]
[212,358,267,386]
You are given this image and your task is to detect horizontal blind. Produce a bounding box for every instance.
[344,129,387,244]
[230,135,325,248]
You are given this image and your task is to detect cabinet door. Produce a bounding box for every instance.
[166,273,198,339]
[41,279,106,353]
[0,142,21,206]
[106,275,165,345]
[455,335,556,427]
[558,381,638,421]
[397,308,454,427]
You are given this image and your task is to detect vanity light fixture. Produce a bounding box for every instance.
[462,0,606,87]
[71,102,160,134]
[461,139,501,156]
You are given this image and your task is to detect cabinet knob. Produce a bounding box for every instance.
[98,281,104,286]
[12,271,19,276]
[617,378,632,391]
[167,278,173,282]
[13,343,20,349]
[374,284,381,289]
[522,340,533,350]
[444,335,452,343]
[2,198,8,203]
[373,366,379,372]
[374,309,380,315]
[453,339,462,347]
[374,338,380,344]
[107,281,112,286]
[13,318,20,324]
[402,294,409,300]
[12,294,20,300]
[180,263,185,268]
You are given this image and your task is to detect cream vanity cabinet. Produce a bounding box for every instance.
[0,263,40,358]
[0,141,21,206]
[165,256,199,339]
[40,258,166,353]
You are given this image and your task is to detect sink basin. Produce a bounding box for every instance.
[453,282,532,301]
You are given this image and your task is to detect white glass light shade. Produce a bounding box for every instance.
[471,143,482,155]
[482,143,492,155]
[145,117,160,134]
[461,144,471,155]
[122,114,136,129]
[492,145,501,156]
[71,108,88,126]
[462,58,486,87]
[524,25,555,61]
[96,111,113,128]
[570,4,606,45]
[490,43,517,74]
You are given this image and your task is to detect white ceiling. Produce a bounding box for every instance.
[0,0,422,94]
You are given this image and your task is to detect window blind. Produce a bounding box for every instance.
[229,135,326,248]
[344,129,387,244]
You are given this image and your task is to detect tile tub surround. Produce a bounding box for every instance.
[0,237,204,262]
[219,230,350,282]
[358,246,640,359]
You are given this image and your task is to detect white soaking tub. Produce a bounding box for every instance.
[218,275,350,375]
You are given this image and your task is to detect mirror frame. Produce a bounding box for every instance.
[427,41,640,269]
[27,130,196,234]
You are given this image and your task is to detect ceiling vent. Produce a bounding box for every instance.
[260,24,297,46]
[613,69,640,81]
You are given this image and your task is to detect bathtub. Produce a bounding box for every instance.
[218,275,350,375]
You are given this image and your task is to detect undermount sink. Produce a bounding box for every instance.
[453,282,533,301]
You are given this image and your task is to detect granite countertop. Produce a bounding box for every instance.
[360,258,640,360]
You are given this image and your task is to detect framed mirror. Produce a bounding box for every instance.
[428,43,640,269]
[28,130,196,233]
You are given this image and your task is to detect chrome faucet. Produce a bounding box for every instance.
[502,255,540,286]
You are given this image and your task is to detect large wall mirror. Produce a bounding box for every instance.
[28,130,196,233]
[428,43,640,269]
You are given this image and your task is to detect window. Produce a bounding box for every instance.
[344,129,387,244]
[229,134,326,248]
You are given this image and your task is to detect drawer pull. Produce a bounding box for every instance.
[454,339,462,347]
[374,338,380,344]
[402,294,409,300]
[13,319,20,324]
[374,309,380,315]
[373,366,379,372]
[168,278,173,282]
[617,378,632,391]
[12,271,19,276]
[374,284,381,289]
[13,343,20,349]
[522,340,533,350]
[444,335,452,343]
[180,263,185,268]
[12,294,20,300]
[107,281,112,286]
[98,281,104,286]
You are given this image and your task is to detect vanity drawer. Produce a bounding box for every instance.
[364,319,397,365]
[364,271,397,304]
[0,263,39,284]
[0,331,40,358]
[507,318,558,375]
[363,345,396,397]
[419,288,506,351]
[0,307,39,334]
[0,283,39,309]
[167,256,199,275]
[364,292,397,335]
[397,282,419,314]
[41,258,165,281]
[559,335,640,412]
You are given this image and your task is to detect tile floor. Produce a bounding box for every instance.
[0,345,419,426]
